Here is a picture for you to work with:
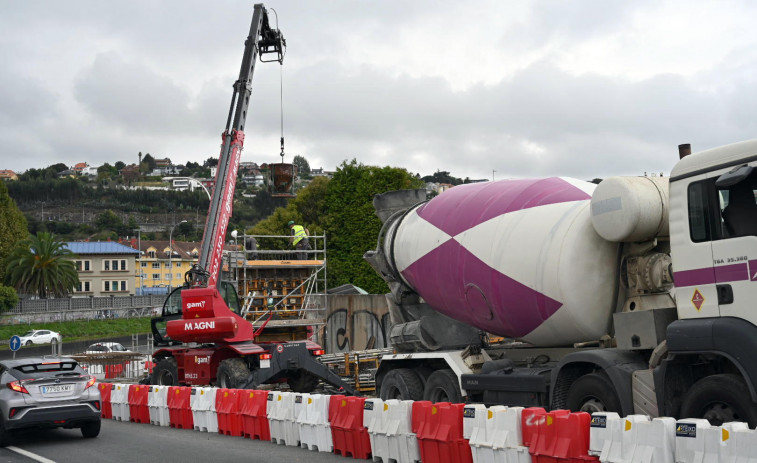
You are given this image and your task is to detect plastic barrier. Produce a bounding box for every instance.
[385,399,421,463]
[297,393,333,453]
[110,383,130,422]
[464,404,529,463]
[464,404,495,463]
[630,417,676,463]
[364,399,386,460]
[412,401,472,463]
[105,363,125,379]
[522,407,549,451]
[528,409,598,463]
[128,384,150,424]
[148,385,170,426]
[701,421,748,462]
[330,395,372,459]
[268,391,301,447]
[240,389,270,441]
[167,386,194,429]
[589,412,620,457]
[191,387,218,433]
[97,383,113,419]
[602,414,650,462]
[216,388,243,436]
[730,426,757,463]
[674,418,710,463]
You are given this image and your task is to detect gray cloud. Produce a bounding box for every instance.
[2,0,757,183]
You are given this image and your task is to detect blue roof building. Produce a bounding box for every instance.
[64,241,140,297]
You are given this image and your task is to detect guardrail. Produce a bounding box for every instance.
[2,295,166,325]
[9,295,167,314]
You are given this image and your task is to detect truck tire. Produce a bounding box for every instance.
[679,374,757,427]
[288,371,319,393]
[380,368,423,401]
[217,358,250,389]
[423,369,463,403]
[565,372,621,413]
[152,357,178,386]
[80,420,101,438]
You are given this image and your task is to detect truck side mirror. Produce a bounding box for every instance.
[715,164,753,187]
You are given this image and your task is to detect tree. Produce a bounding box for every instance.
[204,157,218,168]
[0,285,18,312]
[114,161,126,171]
[142,153,157,173]
[292,155,311,178]
[248,160,423,293]
[0,181,28,283]
[324,160,423,292]
[5,232,79,298]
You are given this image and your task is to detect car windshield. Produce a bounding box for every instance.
[10,361,83,380]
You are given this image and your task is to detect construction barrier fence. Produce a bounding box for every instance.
[99,382,757,463]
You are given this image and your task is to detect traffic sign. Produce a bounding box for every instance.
[9,335,21,352]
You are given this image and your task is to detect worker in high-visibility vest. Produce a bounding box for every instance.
[288,220,311,260]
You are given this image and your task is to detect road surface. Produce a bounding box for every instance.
[0,419,358,463]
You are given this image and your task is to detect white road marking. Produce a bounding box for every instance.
[6,446,56,463]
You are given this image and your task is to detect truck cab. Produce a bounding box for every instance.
[661,140,757,425]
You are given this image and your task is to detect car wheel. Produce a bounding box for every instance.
[565,372,622,414]
[380,368,424,401]
[422,369,463,403]
[0,419,9,447]
[152,357,178,386]
[679,374,757,427]
[216,358,250,389]
[25,341,32,346]
[80,420,101,438]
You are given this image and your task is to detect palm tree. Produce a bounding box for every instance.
[5,232,79,299]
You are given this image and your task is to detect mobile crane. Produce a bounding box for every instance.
[149,4,355,395]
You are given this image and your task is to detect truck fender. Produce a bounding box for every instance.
[550,349,647,416]
[666,317,757,402]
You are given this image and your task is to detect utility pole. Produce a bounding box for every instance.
[492,170,496,181]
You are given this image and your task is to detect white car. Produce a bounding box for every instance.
[18,330,61,346]
[85,342,130,353]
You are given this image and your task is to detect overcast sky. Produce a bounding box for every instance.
[2,1,757,181]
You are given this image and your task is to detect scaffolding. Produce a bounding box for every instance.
[223,233,327,343]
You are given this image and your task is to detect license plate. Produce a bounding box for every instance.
[259,359,270,369]
[42,384,73,394]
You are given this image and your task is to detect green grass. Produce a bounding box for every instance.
[0,318,151,343]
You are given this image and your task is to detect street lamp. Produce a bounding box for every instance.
[169,220,187,291]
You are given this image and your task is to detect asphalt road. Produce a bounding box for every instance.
[0,419,362,463]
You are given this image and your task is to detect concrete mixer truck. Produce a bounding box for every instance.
[365,140,757,426]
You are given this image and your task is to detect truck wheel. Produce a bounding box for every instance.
[566,372,622,413]
[152,357,178,386]
[423,369,463,403]
[288,371,319,393]
[380,368,423,401]
[679,374,757,427]
[217,358,250,389]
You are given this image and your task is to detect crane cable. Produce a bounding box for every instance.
[280,63,285,160]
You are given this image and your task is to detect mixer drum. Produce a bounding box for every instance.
[386,177,620,347]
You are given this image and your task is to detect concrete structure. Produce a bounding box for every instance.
[65,242,141,297]
[322,294,390,353]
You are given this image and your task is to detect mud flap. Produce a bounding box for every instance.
[241,342,360,396]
